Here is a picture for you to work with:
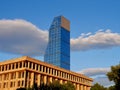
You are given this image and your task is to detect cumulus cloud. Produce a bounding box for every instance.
[0,19,48,56]
[79,67,110,77]
[93,76,114,87]
[79,68,114,87]
[71,30,120,51]
[1,19,120,56]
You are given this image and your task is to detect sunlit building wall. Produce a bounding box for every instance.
[0,56,93,90]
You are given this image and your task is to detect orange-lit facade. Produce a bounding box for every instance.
[0,56,93,90]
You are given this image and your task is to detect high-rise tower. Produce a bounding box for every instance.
[44,16,70,70]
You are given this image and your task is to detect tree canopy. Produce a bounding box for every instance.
[90,83,107,90]
[107,64,120,89]
[18,81,75,90]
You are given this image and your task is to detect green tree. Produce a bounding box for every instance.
[38,83,50,90]
[17,80,75,90]
[90,83,107,90]
[26,87,33,90]
[107,64,120,89]
[16,88,26,90]
[62,82,75,90]
[108,85,116,90]
[48,80,62,90]
[39,80,75,90]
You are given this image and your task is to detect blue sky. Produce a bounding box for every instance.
[0,0,120,86]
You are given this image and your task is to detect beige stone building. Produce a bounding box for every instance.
[0,56,93,90]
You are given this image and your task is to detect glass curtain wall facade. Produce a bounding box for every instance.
[44,16,70,70]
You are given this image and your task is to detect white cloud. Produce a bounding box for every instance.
[0,19,48,56]
[79,67,110,77]
[79,68,114,87]
[71,30,120,51]
[1,19,120,56]
[93,76,114,87]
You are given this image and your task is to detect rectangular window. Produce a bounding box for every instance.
[22,72,24,78]
[23,62,25,67]
[0,83,1,88]
[33,63,35,69]
[29,72,31,79]
[36,64,38,70]
[16,63,18,68]
[10,82,13,87]
[22,80,24,86]
[18,81,20,87]
[12,64,14,69]
[3,83,6,88]
[20,62,22,68]
[18,72,21,78]
[2,66,4,71]
[30,62,32,68]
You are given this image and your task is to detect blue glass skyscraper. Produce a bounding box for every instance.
[44,16,70,70]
